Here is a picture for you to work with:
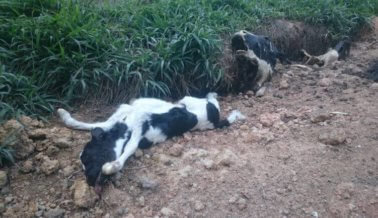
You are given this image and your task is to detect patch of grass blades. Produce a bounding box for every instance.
[0,65,61,123]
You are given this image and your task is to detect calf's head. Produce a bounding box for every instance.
[80,122,128,194]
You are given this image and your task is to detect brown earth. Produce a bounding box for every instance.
[1,24,378,218]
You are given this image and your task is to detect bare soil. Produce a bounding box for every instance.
[1,25,378,218]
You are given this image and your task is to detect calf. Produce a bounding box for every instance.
[301,40,351,67]
[231,30,290,95]
[58,93,245,193]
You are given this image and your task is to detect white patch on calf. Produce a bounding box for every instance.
[318,49,339,66]
[144,126,167,144]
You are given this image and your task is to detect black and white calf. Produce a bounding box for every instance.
[231,30,290,96]
[57,93,245,193]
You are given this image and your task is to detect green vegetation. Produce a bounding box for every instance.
[0,0,376,123]
[0,130,16,166]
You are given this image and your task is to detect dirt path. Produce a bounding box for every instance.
[1,34,378,217]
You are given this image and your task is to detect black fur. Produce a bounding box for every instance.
[234,51,259,92]
[80,122,128,187]
[206,102,220,126]
[149,107,198,138]
[138,137,153,149]
[232,31,290,67]
[206,102,230,129]
[334,40,351,60]
[231,34,248,52]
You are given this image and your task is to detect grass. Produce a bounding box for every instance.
[0,130,16,166]
[0,0,376,124]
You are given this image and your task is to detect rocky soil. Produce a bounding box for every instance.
[1,22,378,218]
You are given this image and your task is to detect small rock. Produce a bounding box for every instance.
[0,171,8,187]
[73,180,98,208]
[168,144,184,157]
[115,208,129,216]
[239,124,249,130]
[3,208,16,217]
[124,213,135,218]
[318,129,347,145]
[27,129,47,140]
[311,111,331,123]
[370,83,378,90]
[20,160,34,173]
[246,91,254,97]
[157,154,173,166]
[138,196,145,207]
[138,176,159,190]
[19,116,44,128]
[319,78,332,87]
[311,211,319,218]
[279,80,289,89]
[160,207,174,217]
[216,149,237,167]
[94,207,104,216]
[178,166,192,178]
[194,201,205,211]
[40,157,60,175]
[134,149,143,159]
[62,165,75,177]
[202,159,215,170]
[2,119,24,132]
[237,198,247,210]
[228,196,238,204]
[241,131,262,143]
[0,202,4,213]
[5,196,14,204]
[44,207,65,218]
[46,146,60,156]
[255,87,266,97]
[259,113,281,127]
[54,137,71,148]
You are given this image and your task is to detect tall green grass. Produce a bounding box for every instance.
[0,0,376,123]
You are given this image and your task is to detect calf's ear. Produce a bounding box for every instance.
[91,127,105,139]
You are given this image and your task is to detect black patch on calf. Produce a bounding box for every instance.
[149,107,198,138]
[206,102,230,129]
[334,40,351,60]
[138,137,153,149]
[142,121,150,135]
[231,34,248,52]
[206,102,220,126]
[80,122,128,187]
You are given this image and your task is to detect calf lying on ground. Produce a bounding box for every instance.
[57,93,245,193]
[301,40,351,67]
[231,30,290,96]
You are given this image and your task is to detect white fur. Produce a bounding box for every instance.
[178,96,215,130]
[246,50,274,88]
[227,110,246,123]
[318,49,339,66]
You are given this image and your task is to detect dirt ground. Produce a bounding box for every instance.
[1,22,378,218]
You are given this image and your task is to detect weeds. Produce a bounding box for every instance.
[0,0,376,122]
[0,130,16,166]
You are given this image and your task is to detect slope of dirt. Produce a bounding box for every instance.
[1,38,378,218]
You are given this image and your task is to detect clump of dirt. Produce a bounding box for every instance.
[256,19,333,60]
